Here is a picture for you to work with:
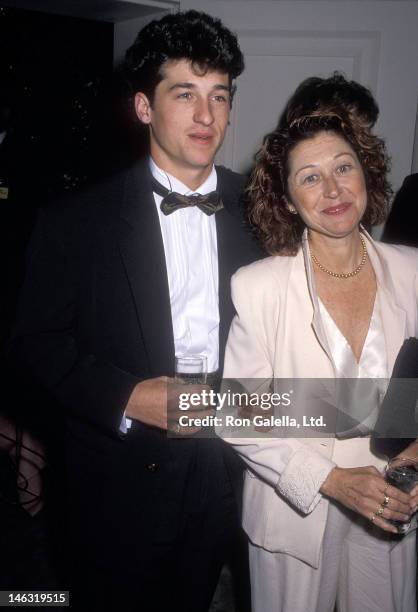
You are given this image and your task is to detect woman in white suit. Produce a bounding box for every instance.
[221,75,418,611]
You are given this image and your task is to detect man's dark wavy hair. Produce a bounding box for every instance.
[247,74,392,255]
[123,10,244,105]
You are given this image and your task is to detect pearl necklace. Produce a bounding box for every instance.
[310,235,367,279]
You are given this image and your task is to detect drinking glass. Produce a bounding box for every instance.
[385,457,418,534]
[174,355,207,385]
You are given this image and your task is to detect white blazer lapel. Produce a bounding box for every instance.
[301,231,334,365]
[363,231,407,375]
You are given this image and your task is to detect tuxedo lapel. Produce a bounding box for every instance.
[216,207,233,370]
[118,162,175,376]
[215,167,250,371]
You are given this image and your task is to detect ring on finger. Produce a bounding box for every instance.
[375,505,385,517]
[382,494,390,507]
[370,513,376,523]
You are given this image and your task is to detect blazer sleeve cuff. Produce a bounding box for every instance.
[276,447,335,514]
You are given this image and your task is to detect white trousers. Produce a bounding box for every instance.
[249,501,417,612]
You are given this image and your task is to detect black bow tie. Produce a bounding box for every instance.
[151,176,223,216]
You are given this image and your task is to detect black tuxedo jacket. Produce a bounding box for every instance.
[1,131,38,346]
[12,160,262,567]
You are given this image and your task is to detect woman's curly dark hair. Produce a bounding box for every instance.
[247,75,392,255]
[123,10,244,105]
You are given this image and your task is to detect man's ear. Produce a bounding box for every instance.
[134,92,152,125]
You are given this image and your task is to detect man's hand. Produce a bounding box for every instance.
[320,465,413,533]
[125,377,215,434]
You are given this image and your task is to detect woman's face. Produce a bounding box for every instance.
[286,131,367,239]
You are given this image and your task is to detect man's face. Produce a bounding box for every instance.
[135,59,231,187]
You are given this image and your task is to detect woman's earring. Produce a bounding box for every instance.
[289,207,298,215]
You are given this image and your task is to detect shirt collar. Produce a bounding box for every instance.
[149,157,217,196]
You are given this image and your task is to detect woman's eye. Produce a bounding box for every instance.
[337,163,352,174]
[302,174,318,185]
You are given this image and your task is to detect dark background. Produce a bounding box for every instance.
[0,5,140,590]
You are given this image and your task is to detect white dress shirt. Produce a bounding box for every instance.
[150,157,220,372]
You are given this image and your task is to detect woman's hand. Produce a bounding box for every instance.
[320,466,414,533]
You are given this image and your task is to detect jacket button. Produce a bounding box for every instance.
[146,463,158,472]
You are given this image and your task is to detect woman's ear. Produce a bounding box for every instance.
[285,198,298,215]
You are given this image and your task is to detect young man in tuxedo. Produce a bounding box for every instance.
[12,10,260,611]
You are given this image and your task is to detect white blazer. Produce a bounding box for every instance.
[220,231,418,568]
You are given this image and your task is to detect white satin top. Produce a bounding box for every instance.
[319,290,388,469]
[319,293,388,380]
